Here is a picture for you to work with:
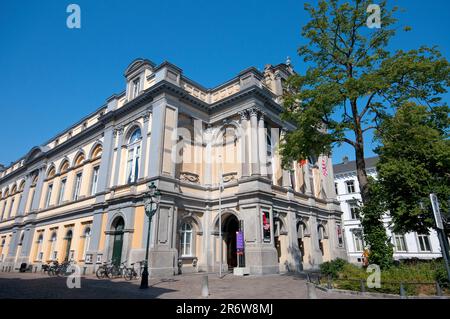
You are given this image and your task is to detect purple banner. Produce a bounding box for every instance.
[236,231,244,253]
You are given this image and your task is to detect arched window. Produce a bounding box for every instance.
[47,166,56,179]
[180,222,193,257]
[60,160,70,174]
[83,227,91,260]
[126,128,142,183]
[74,153,85,167]
[91,145,103,159]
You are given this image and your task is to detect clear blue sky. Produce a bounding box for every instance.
[0,0,449,167]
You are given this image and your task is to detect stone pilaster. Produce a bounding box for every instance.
[139,111,151,179]
[112,126,124,186]
[238,111,249,178]
[249,108,260,176]
[258,112,268,177]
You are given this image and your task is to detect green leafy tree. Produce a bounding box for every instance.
[281,0,449,265]
[374,102,450,235]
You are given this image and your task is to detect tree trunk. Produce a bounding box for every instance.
[355,136,370,204]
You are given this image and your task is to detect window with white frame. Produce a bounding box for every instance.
[418,234,431,252]
[45,184,53,208]
[180,222,193,257]
[91,167,99,196]
[349,202,359,220]
[126,129,142,184]
[73,173,82,201]
[393,234,407,252]
[50,232,57,260]
[334,183,339,195]
[83,227,91,260]
[132,78,141,99]
[58,179,66,204]
[353,230,364,252]
[346,180,356,193]
[36,234,43,261]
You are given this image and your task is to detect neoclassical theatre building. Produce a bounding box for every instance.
[0,58,346,276]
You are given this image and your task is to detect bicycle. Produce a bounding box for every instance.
[96,261,113,279]
[124,260,144,280]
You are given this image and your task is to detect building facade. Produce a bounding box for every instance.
[0,58,346,276]
[334,156,442,264]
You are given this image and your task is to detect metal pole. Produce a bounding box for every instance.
[140,199,153,289]
[437,229,450,283]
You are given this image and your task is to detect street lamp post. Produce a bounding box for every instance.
[140,181,161,289]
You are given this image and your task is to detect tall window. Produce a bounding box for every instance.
[1,201,6,220]
[336,224,344,247]
[8,198,15,218]
[50,232,57,260]
[73,173,82,201]
[58,179,66,204]
[126,129,142,184]
[132,78,141,98]
[334,183,339,195]
[353,230,364,252]
[266,126,273,157]
[349,202,359,220]
[393,234,407,252]
[36,234,43,261]
[91,167,99,195]
[83,227,91,260]
[45,184,53,208]
[418,234,431,252]
[180,223,193,257]
[346,180,356,193]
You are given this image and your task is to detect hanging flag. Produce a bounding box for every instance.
[322,158,328,176]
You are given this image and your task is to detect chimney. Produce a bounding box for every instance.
[342,156,349,164]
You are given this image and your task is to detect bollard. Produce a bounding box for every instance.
[327,275,332,289]
[436,282,442,296]
[34,266,37,273]
[83,267,87,276]
[399,283,406,299]
[360,279,366,293]
[306,282,318,299]
[201,275,209,297]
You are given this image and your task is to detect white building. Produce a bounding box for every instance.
[333,156,442,264]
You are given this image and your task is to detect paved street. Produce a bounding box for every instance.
[0,271,392,299]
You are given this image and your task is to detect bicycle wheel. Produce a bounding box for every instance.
[96,267,106,279]
[123,268,133,281]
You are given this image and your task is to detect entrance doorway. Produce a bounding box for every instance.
[111,217,125,266]
[222,215,239,269]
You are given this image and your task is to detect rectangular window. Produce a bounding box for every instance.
[262,211,271,242]
[45,184,53,208]
[335,183,339,195]
[132,78,140,98]
[1,202,5,220]
[91,166,99,196]
[38,252,43,261]
[73,173,82,201]
[418,234,431,252]
[337,224,343,247]
[349,202,359,220]
[353,232,364,252]
[52,251,58,260]
[58,179,66,204]
[346,180,356,193]
[393,234,407,252]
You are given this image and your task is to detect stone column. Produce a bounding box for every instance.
[238,111,249,178]
[95,124,114,202]
[17,174,32,216]
[280,129,292,189]
[258,112,268,177]
[31,166,46,211]
[249,108,260,176]
[139,111,151,179]
[304,160,313,196]
[112,126,124,186]
[148,98,166,178]
[203,126,213,186]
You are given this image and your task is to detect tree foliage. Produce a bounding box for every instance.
[373,102,450,234]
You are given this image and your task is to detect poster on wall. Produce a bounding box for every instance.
[262,211,271,242]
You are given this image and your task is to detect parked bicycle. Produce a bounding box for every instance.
[124,260,144,281]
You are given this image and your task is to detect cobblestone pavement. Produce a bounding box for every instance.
[0,271,393,299]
